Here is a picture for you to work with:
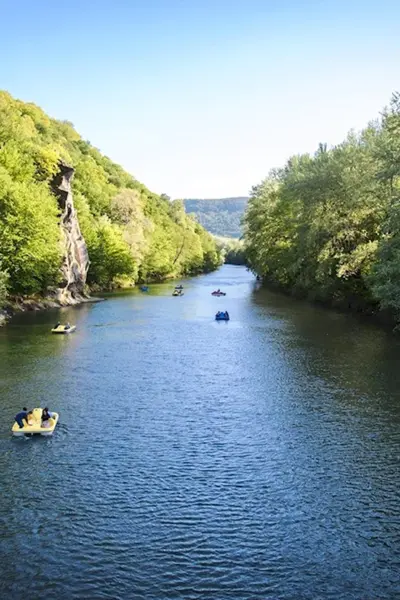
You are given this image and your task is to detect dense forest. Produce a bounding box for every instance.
[0,91,221,306]
[183,197,248,238]
[215,237,246,265]
[244,93,400,323]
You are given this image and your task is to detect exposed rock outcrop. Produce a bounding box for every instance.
[51,163,90,304]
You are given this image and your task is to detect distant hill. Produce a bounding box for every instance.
[183,197,248,238]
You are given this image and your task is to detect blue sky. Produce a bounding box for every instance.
[1,0,399,197]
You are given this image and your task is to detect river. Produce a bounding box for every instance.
[0,265,399,600]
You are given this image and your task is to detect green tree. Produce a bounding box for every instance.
[0,266,8,306]
[0,89,222,295]
[87,217,135,287]
[0,167,61,294]
[243,93,400,322]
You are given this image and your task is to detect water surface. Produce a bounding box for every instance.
[0,266,399,599]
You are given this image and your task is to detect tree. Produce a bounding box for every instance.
[243,93,400,321]
[86,217,135,287]
[0,89,222,295]
[0,266,8,306]
[0,167,61,294]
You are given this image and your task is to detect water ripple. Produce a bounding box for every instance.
[0,266,399,599]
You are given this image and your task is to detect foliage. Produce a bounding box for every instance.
[0,90,221,294]
[216,237,246,265]
[0,266,8,306]
[86,217,135,287]
[243,93,400,321]
[184,197,248,238]
[0,166,61,294]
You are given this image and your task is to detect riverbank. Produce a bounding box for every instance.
[0,293,105,326]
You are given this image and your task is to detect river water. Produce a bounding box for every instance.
[0,265,399,600]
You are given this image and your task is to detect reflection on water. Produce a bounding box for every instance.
[0,266,399,600]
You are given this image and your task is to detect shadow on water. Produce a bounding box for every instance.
[251,285,400,408]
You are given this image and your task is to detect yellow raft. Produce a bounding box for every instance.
[12,408,59,437]
[51,325,76,334]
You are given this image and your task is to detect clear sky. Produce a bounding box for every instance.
[1,0,399,198]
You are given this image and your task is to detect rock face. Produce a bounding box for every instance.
[51,163,90,304]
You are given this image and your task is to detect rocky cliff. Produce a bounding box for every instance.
[51,163,90,304]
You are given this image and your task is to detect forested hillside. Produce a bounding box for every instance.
[244,93,400,322]
[0,91,221,305]
[183,197,248,238]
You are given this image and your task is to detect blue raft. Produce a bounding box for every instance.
[215,311,230,321]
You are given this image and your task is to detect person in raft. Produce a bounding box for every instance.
[15,407,29,429]
[41,407,53,427]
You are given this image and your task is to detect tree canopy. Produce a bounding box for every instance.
[243,93,400,323]
[0,90,221,303]
[215,237,246,265]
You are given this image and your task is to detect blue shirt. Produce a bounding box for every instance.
[15,411,28,421]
